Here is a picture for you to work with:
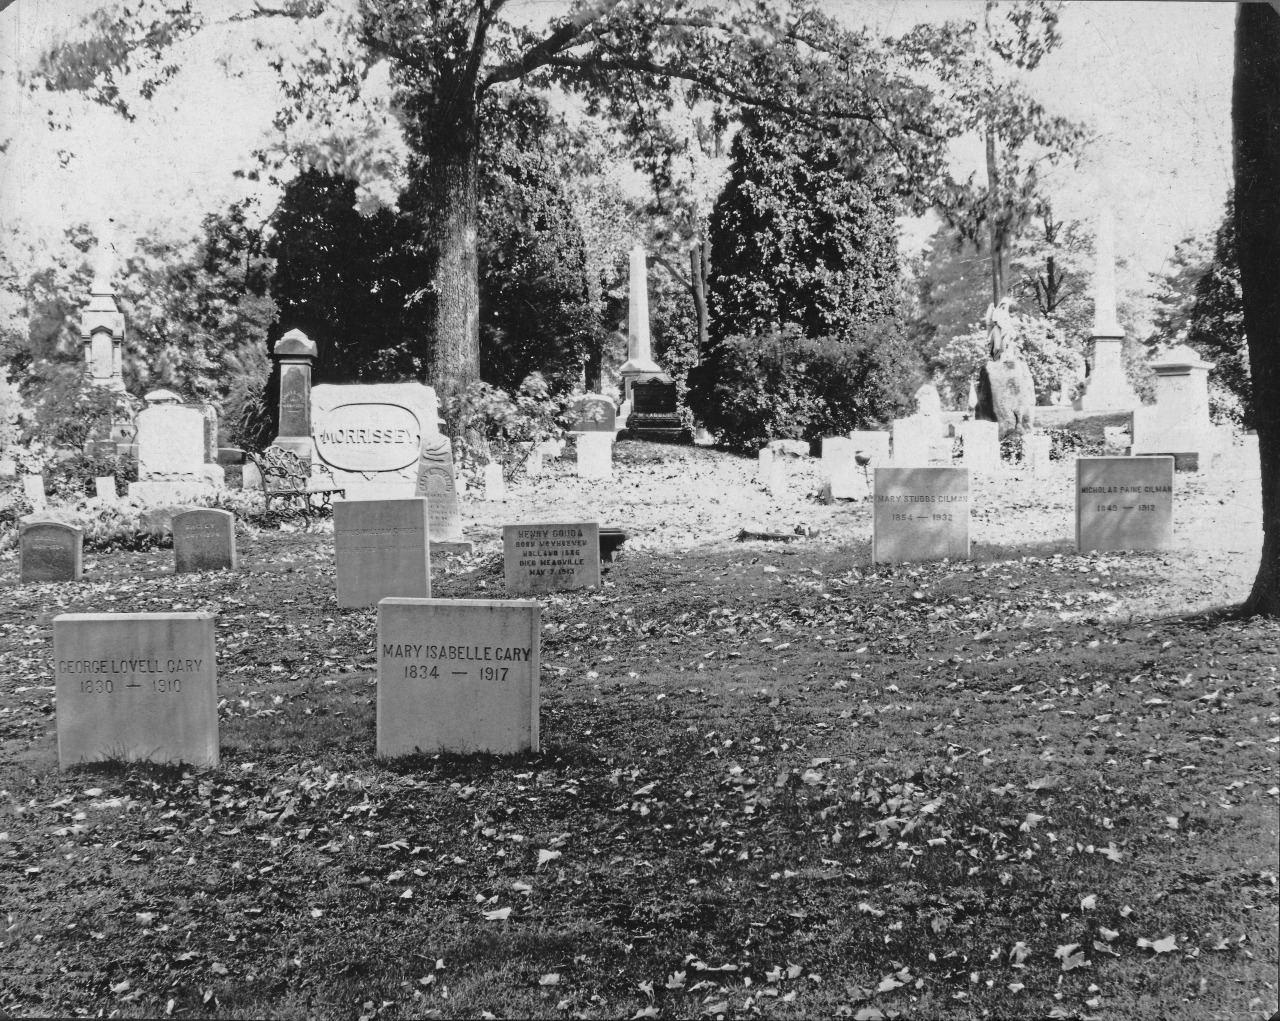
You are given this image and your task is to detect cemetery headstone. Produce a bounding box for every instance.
[334,498,432,608]
[619,244,669,401]
[959,420,1000,471]
[94,477,117,501]
[20,521,83,583]
[130,403,220,500]
[53,611,218,768]
[376,597,540,756]
[0,458,16,477]
[891,418,931,466]
[524,449,544,478]
[272,329,318,461]
[849,431,890,467]
[483,462,506,501]
[1131,344,1217,469]
[821,437,868,500]
[413,435,464,541]
[22,473,46,510]
[624,378,684,442]
[503,521,600,595]
[1076,456,1174,553]
[569,394,616,433]
[173,508,237,574]
[313,380,443,493]
[576,432,613,479]
[872,467,970,565]
[914,383,943,418]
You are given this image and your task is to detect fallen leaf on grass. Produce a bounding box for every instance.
[665,971,686,990]
[210,963,228,976]
[537,849,562,868]
[1054,944,1086,971]
[111,980,130,994]
[539,973,560,986]
[1080,894,1097,911]
[877,975,904,992]
[1098,926,1119,941]
[853,1009,885,1021]
[483,907,511,921]
[1137,935,1178,954]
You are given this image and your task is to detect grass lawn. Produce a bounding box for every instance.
[0,446,1276,1020]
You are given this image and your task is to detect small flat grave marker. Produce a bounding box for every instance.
[1076,456,1174,552]
[576,432,613,479]
[94,477,117,501]
[53,612,218,768]
[503,521,600,595]
[173,508,237,574]
[873,467,970,565]
[377,597,540,756]
[334,498,431,608]
[20,521,83,583]
[22,474,46,510]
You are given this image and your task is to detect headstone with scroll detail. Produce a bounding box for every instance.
[413,435,465,542]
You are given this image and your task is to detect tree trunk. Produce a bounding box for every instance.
[1234,3,1280,617]
[690,238,710,354]
[985,126,1005,305]
[422,107,481,410]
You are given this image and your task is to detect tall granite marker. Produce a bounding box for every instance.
[272,328,318,462]
[1076,206,1139,412]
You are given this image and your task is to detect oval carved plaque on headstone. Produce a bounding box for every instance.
[314,403,422,472]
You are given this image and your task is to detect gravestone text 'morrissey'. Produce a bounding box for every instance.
[872,467,970,565]
[334,499,431,608]
[173,509,237,574]
[53,612,218,768]
[377,598,540,756]
[503,522,600,595]
[1076,456,1174,552]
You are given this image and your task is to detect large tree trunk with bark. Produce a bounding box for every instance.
[985,126,1005,305]
[1234,3,1280,617]
[422,107,482,409]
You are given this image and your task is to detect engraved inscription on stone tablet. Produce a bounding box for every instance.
[872,467,970,565]
[503,522,600,595]
[1076,456,1174,552]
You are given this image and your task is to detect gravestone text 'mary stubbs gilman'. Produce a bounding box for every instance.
[873,467,971,565]
[503,522,601,595]
[53,612,219,769]
[377,598,540,756]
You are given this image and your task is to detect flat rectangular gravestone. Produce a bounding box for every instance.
[20,521,83,583]
[1076,456,1174,552]
[94,477,117,501]
[334,498,431,608]
[872,467,970,565]
[22,473,46,510]
[377,598,540,756]
[413,435,464,541]
[53,612,218,769]
[503,522,600,595]
[173,508,237,573]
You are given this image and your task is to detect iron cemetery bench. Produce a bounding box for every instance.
[246,447,345,519]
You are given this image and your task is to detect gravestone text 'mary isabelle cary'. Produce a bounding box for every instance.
[503,522,601,595]
[53,612,219,768]
[377,598,541,756]
[334,499,432,608]
[872,467,971,565]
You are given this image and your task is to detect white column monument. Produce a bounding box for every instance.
[1075,205,1139,412]
[618,245,669,410]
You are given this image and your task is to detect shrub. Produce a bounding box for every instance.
[687,321,920,453]
[21,378,138,452]
[934,313,1085,408]
[44,451,138,502]
[446,375,568,484]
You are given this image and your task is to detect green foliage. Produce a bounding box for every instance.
[22,379,136,453]
[708,115,903,342]
[1185,197,1250,425]
[934,312,1085,409]
[478,96,597,393]
[0,375,22,450]
[267,169,426,382]
[43,450,138,503]
[688,323,919,453]
[447,375,568,483]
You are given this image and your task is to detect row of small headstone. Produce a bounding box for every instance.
[872,456,1174,564]
[53,596,542,768]
[19,509,236,584]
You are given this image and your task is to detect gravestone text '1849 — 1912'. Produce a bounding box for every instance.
[1076,456,1174,552]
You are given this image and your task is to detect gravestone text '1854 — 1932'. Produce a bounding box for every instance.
[872,467,970,565]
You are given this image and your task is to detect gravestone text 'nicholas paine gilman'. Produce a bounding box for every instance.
[503,522,600,595]
[872,467,970,565]
[334,499,431,608]
[1076,456,1174,553]
[53,612,218,769]
[377,598,540,757]
[20,521,83,583]
[173,509,237,574]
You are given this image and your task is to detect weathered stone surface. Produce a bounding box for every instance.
[22,474,46,510]
[503,522,600,595]
[976,357,1036,437]
[872,467,970,565]
[313,381,442,488]
[173,509,237,574]
[413,435,464,541]
[959,420,1000,471]
[136,405,206,478]
[576,433,613,479]
[53,612,218,768]
[94,477,117,501]
[377,598,540,756]
[569,394,616,433]
[483,463,506,501]
[1076,456,1174,552]
[334,499,431,608]
[891,417,933,466]
[21,521,83,583]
